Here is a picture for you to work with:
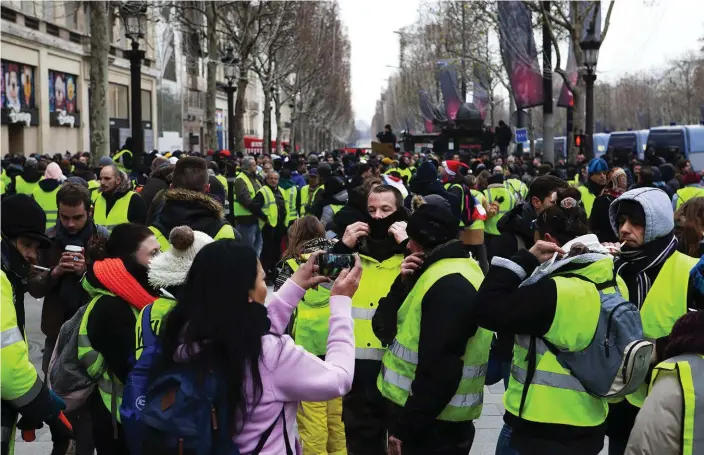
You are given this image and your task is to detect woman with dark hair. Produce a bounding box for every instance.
[157,241,360,454]
[590,168,627,243]
[625,311,704,455]
[79,223,161,454]
[474,189,628,455]
[674,197,704,258]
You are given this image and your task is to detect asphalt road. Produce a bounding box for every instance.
[14,293,608,454]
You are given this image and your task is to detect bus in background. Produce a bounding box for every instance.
[607,130,649,162]
[647,125,704,171]
[534,137,567,159]
[593,133,611,158]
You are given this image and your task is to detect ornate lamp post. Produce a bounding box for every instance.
[221,47,239,152]
[580,25,602,159]
[120,1,147,158]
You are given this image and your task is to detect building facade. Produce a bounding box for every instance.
[1,2,159,156]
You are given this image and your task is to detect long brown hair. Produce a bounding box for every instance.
[284,216,325,260]
[674,197,704,257]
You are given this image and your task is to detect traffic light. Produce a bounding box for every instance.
[574,134,586,150]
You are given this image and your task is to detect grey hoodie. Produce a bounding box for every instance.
[609,187,674,244]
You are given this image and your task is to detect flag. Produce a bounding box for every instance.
[498,1,544,109]
[472,63,491,120]
[437,60,463,121]
[419,90,436,133]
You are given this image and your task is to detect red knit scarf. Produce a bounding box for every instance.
[93,258,157,311]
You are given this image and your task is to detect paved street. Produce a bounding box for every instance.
[14,294,607,455]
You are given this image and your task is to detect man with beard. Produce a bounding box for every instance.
[331,184,409,455]
[149,156,238,251]
[93,164,147,231]
[1,195,74,455]
[577,158,608,219]
[27,183,108,455]
[605,188,701,455]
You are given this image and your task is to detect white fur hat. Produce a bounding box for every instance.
[148,226,214,289]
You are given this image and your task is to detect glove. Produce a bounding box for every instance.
[48,390,67,412]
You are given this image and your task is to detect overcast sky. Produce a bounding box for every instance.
[339,0,704,125]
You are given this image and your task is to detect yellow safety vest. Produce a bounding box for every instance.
[283,186,299,225]
[257,186,286,229]
[77,291,138,422]
[377,257,492,421]
[505,178,528,201]
[93,191,136,233]
[215,174,228,197]
[649,354,704,455]
[287,258,331,356]
[626,251,698,408]
[1,270,43,455]
[484,186,515,236]
[578,185,597,219]
[233,173,260,217]
[301,185,324,214]
[445,182,467,228]
[470,189,486,231]
[88,180,100,203]
[351,254,404,360]
[675,186,704,210]
[14,175,42,195]
[0,169,10,187]
[113,149,133,173]
[32,186,60,231]
[504,258,627,427]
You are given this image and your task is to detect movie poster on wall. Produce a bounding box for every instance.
[1,60,39,126]
[49,70,80,127]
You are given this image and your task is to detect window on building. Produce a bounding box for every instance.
[108,83,129,119]
[141,89,151,121]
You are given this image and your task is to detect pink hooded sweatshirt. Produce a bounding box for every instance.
[234,279,355,454]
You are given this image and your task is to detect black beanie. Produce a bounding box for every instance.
[616,200,646,228]
[1,194,50,247]
[407,203,457,249]
[488,173,504,185]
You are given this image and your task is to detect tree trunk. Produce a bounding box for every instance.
[263,86,271,155]
[234,71,248,153]
[274,94,283,153]
[204,2,218,152]
[89,2,110,165]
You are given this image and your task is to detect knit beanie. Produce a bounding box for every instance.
[98,156,114,167]
[406,203,457,249]
[148,226,214,289]
[1,194,50,248]
[587,158,608,175]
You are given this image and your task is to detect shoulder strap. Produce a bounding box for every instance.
[556,271,618,291]
[141,304,156,346]
[250,406,293,455]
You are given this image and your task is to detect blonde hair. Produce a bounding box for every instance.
[284,216,325,260]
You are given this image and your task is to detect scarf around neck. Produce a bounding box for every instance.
[93,258,157,311]
[614,232,678,308]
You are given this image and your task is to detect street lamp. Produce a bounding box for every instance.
[580,24,601,159]
[120,1,147,159]
[221,47,239,152]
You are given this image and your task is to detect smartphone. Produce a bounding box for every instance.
[317,254,354,278]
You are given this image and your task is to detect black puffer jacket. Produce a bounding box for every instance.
[495,202,537,258]
[141,164,174,215]
[407,162,461,221]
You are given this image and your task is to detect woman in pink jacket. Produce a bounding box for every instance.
[158,239,360,454]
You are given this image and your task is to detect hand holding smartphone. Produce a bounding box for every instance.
[316,254,355,279]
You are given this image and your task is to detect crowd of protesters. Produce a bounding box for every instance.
[1,128,704,455]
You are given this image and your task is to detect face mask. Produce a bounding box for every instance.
[367,209,407,240]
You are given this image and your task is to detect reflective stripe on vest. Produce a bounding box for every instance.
[352,254,403,360]
[78,292,137,422]
[93,191,135,233]
[675,186,704,210]
[650,354,704,455]
[32,186,60,230]
[287,258,331,356]
[627,251,698,408]
[377,257,492,422]
[484,187,514,235]
[233,174,258,216]
[445,183,466,227]
[504,259,617,427]
[284,186,299,224]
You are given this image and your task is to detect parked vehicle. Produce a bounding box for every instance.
[647,125,704,170]
[607,130,649,161]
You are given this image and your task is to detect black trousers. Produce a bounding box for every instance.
[343,375,389,455]
[88,390,128,455]
[260,225,284,281]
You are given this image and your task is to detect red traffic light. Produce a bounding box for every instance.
[575,135,582,147]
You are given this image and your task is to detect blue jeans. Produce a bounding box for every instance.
[236,223,263,257]
[496,361,518,455]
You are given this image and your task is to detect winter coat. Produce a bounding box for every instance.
[233,171,262,225]
[98,175,148,225]
[232,279,354,454]
[590,194,619,243]
[495,124,513,147]
[321,190,348,230]
[408,162,461,221]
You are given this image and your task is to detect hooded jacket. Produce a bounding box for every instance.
[141,164,174,214]
[408,162,461,221]
[608,187,674,245]
[328,185,368,237]
[150,188,237,242]
[37,178,61,194]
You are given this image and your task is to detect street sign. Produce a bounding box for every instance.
[515,128,528,143]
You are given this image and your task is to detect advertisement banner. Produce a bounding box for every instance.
[49,69,79,127]
[498,1,544,109]
[1,60,38,126]
[472,63,491,120]
[436,60,463,121]
[418,90,436,133]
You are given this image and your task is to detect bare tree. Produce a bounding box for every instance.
[89,1,111,164]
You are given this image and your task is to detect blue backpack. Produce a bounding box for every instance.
[121,305,160,455]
